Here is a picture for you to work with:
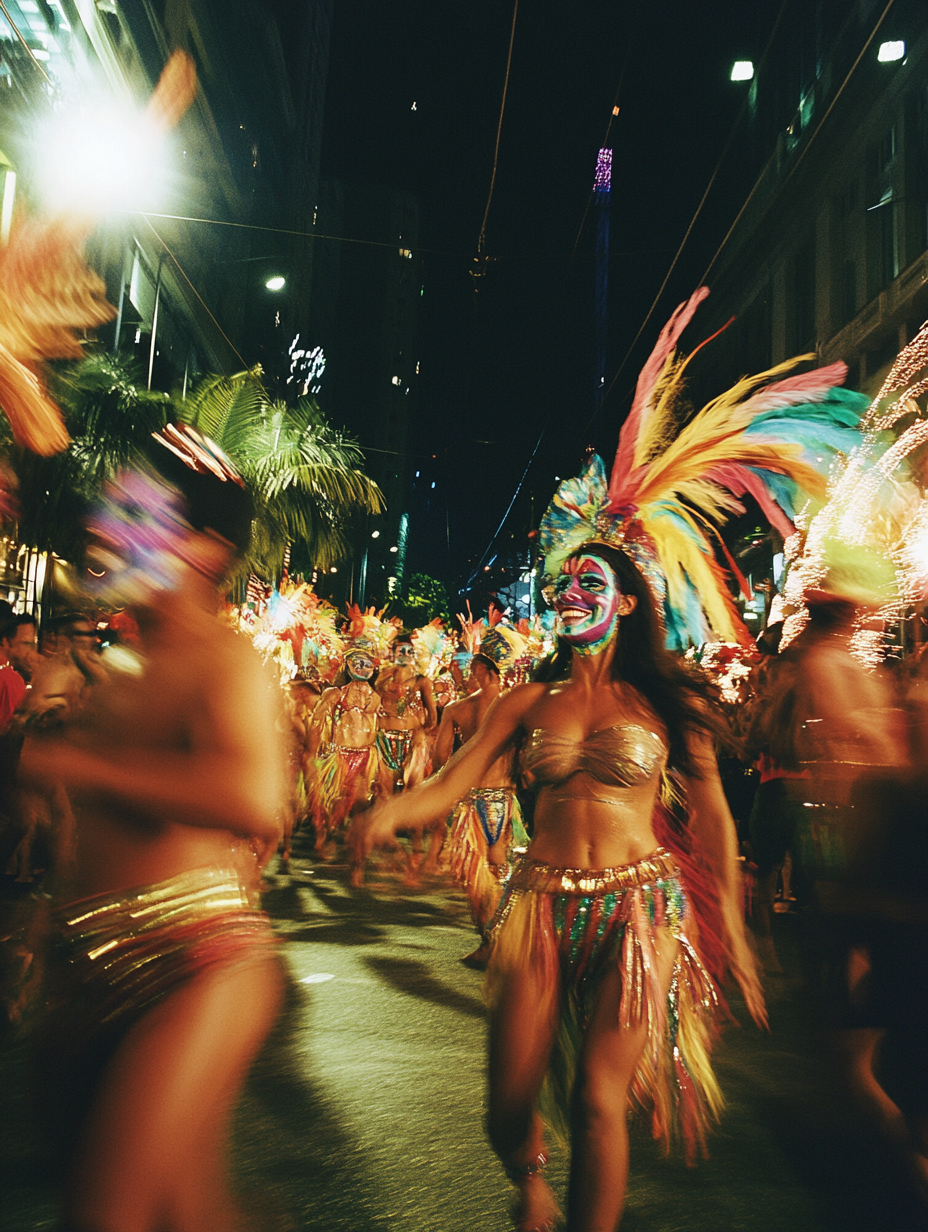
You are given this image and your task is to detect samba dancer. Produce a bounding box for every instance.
[307,642,381,860]
[431,630,529,963]
[375,634,437,796]
[353,287,872,1231]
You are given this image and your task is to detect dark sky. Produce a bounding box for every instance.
[321,1,785,601]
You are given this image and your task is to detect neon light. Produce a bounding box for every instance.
[594,148,612,193]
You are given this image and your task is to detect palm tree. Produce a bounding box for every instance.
[14,352,169,560]
[174,368,384,580]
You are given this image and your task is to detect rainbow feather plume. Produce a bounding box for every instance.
[540,288,870,649]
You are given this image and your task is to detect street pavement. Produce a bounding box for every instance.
[3,829,927,1231]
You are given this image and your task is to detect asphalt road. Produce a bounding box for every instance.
[3,830,927,1231]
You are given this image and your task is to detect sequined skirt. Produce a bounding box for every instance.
[376,728,414,772]
[445,787,529,930]
[48,864,277,1039]
[487,848,722,1163]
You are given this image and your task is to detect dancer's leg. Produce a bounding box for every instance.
[488,958,561,1229]
[566,927,678,1232]
[65,955,283,1232]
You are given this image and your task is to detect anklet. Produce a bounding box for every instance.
[503,1150,549,1181]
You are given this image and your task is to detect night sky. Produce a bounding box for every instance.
[321,1,785,601]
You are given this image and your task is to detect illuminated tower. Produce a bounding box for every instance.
[593,148,612,408]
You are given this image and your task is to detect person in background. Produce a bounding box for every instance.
[429,639,529,964]
[0,613,38,685]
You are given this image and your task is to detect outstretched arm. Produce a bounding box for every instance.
[350,683,542,854]
[685,728,767,1029]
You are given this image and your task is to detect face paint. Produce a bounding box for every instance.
[394,644,416,666]
[552,554,624,655]
[345,652,374,681]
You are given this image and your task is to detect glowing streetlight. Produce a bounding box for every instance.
[371,530,380,538]
[730,61,754,82]
[265,275,286,291]
[34,103,167,213]
[877,41,905,63]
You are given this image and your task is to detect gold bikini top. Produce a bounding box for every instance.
[519,723,667,791]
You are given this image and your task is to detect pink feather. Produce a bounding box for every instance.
[705,463,796,538]
[610,287,709,496]
[740,361,847,413]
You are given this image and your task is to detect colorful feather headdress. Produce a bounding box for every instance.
[538,287,870,649]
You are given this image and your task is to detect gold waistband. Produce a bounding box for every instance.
[509,847,679,896]
[54,865,256,939]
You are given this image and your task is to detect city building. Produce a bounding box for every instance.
[307,175,422,607]
[685,0,928,629]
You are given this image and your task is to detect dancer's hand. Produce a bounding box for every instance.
[725,921,768,1030]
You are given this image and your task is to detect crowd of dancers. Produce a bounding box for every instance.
[3,176,928,1229]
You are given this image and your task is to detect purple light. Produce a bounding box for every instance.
[594,148,612,192]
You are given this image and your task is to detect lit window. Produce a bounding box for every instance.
[877,41,905,63]
[399,248,413,259]
[390,545,398,553]
[730,61,754,82]
[330,566,337,573]
[371,530,380,539]
[391,375,402,385]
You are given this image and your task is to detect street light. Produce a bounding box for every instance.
[34,102,167,213]
[730,61,754,82]
[877,41,905,63]
[265,276,286,291]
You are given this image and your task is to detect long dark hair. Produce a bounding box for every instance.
[533,542,720,776]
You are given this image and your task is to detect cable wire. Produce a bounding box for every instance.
[699,0,897,285]
[476,0,520,262]
[592,0,790,423]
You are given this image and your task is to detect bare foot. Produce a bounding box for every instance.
[403,852,423,888]
[512,1175,560,1232]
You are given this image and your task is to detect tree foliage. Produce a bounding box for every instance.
[11,355,384,580]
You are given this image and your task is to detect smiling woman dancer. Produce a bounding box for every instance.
[353,288,874,1231]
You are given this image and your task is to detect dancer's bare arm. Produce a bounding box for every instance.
[19,645,287,844]
[418,676,438,731]
[684,726,767,1029]
[351,683,542,853]
[432,698,464,771]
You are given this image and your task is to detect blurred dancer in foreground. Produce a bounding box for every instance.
[21,435,288,1232]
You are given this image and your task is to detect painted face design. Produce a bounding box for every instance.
[552,554,625,655]
[394,644,416,666]
[345,652,374,681]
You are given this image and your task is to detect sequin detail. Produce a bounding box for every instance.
[520,724,667,791]
[49,865,276,1039]
[487,850,722,1163]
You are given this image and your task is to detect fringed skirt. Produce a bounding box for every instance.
[446,787,529,931]
[311,744,378,834]
[486,848,722,1163]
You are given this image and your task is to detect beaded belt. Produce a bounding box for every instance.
[508,847,678,896]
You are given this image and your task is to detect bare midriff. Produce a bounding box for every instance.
[63,805,256,902]
[529,772,663,870]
